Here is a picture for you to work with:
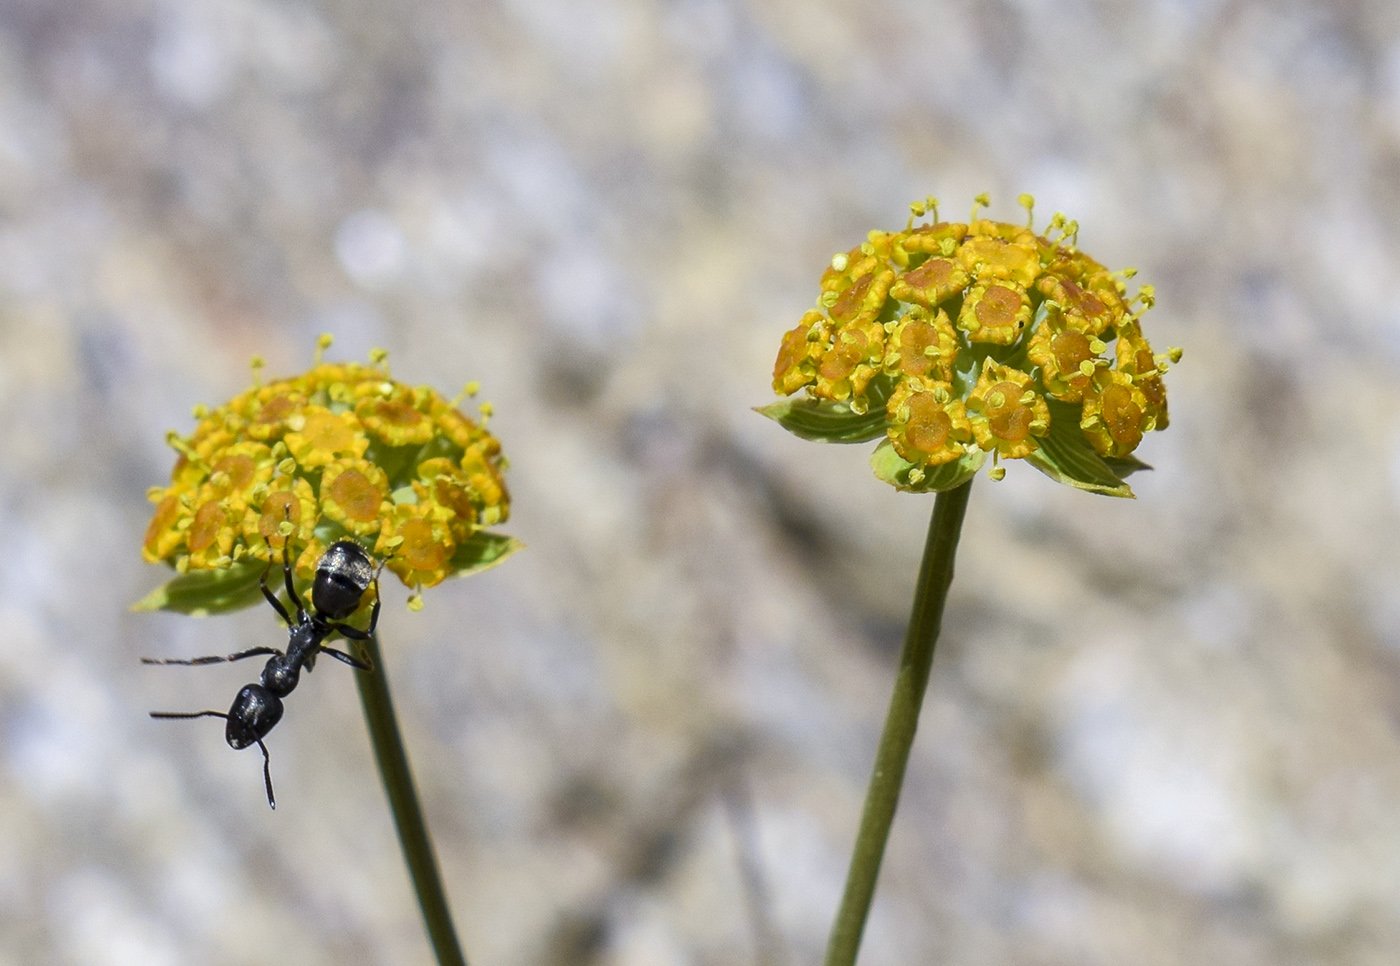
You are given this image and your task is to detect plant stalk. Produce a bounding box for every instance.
[356,631,469,966]
[824,479,973,966]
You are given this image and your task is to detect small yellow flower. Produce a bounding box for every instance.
[1027,316,1106,403]
[1114,321,1171,430]
[886,381,972,467]
[356,387,437,447]
[242,476,318,559]
[376,503,456,590]
[1036,271,1124,337]
[887,255,969,308]
[141,339,514,606]
[966,362,1049,459]
[958,281,1032,345]
[284,405,370,469]
[184,496,236,570]
[772,311,825,396]
[142,492,186,563]
[958,220,1042,287]
[1081,369,1153,458]
[814,318,885,402]
[206,441,277,513]
[320,458,391,537]
[294,536,331,584]
[243,387,308,442]
[884,307,958,382]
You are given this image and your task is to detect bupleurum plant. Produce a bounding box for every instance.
[765,193,1177,495]
[761,196,1178,966]
[138,336,516,966]
[139,336,514,614]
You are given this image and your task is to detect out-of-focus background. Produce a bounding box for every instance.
[2,0,1399,963]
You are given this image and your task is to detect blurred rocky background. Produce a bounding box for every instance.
[2,0,1400,963]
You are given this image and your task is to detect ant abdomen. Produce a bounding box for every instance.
[313,540,376,620]
[225,684,283,750]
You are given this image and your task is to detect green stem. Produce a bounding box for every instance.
[824,479,973,966]
[355,632,470,966]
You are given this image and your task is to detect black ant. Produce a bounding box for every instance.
[144,539,385,808]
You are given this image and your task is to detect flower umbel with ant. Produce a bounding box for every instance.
[139,336,515,616]
[764,193,1179,495]
[138,336,515,966]
[762,196,1178,966]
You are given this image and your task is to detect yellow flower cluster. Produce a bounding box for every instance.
[772,196,1177,479]
[143,339,509,598]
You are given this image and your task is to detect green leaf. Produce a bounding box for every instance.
[1102,454,1153,478]
[755,395,891,443]
[1024,399,1134,498]
[131,559,269,616]
[757,374,896,444]
[447,530,524,578]
[870,440,987,493]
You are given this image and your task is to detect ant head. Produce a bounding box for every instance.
[224,684,284,750]
[312,540,375,621]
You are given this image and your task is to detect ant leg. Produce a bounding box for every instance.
[257,738,276,809]
[142,647,280,667]
[259,564,294,626]
[282,537,308,621]
[322,577,382,643]
[364,583,382,637]
[365,558,392,637]
[149,711,277,809]
[316,645,372,671]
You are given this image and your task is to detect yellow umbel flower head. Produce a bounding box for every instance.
[763,195,1178,497]
[137,337,520,615]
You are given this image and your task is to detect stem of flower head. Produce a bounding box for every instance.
[824,479,973,966]
[355,631,470,966]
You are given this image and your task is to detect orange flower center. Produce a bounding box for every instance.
[258,491,303,542]
[399,518,446,571]
[830,273,873,321]
[329,469,384,522]
[975,285,1020,330]
[819,330,867,381]
[1101,385,1143,445]
[434,478,476,519]
[1051,331,1092,372]
[144,495,180,551]
[303,410,357,454]
[1061,279,1107,321]
[985,381,1032,442]
[372,400,424,429]
[773,326,808,380]
[254,394,297,428]
[899,321,937,376]
[213,454,256,491]
[905,394,952,453]
[903,257,954,291]
[188,502,226,552]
